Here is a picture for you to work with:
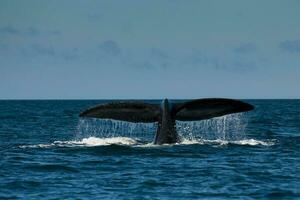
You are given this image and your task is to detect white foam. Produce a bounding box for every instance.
[19,137,275,149]
[69,136,137,146]
[19,144,53,148]
[231,139,275,146]
[19,137,138,148]
[179,138,275,146]
[136,138,275,147]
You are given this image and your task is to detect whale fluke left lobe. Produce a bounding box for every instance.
[79,101,161,123]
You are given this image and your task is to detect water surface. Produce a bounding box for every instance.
[0,100,299,199]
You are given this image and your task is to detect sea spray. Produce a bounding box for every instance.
[76,118,157,142]
[76,113,248,142]
[176,113,247,141]
[20,109,276,149]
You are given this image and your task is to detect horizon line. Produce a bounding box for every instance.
[0,98,300,101]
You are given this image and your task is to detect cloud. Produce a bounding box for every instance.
[181,50,209,66]
[0,26,20,35]
[18,43,79,61]
[150,48,169,60]
[278,40,300,53]
[0,43,8,50]
[98,40,121,56]
[230,60,256,71]
[87,13,102,21]
[31,44,55,56]
[25,27,60,37]
[0,26,61,37]
[233,43,257,54]
[21,44,55,57]
[5,37,256,72]
[60,48,79,60]
[117,46,257,72]
[147,48,172,69]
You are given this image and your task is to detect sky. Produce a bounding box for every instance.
[0,0,300,99]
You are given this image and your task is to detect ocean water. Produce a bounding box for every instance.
[0,100,299,199]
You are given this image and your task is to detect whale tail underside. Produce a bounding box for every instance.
[173,98,254,121]
[79,101,161,123]
[79,98,254,122]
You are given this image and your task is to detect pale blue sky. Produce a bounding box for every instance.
[0,0,300,99]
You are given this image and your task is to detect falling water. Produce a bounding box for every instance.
[176,113,247,141]
[76,113,247,142]
[76,118,157,142]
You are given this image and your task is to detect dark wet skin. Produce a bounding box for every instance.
[154,99,179,145]
[80,98,254,145]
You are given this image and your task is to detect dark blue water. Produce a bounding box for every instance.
[0,100,299,199]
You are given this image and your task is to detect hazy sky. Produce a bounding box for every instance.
[0,0,300,99]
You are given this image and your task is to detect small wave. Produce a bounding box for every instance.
[179,138,276,146]
[19,143,53,148]
[230,139,275,146]
[136,138,275,148]
[19,137,138,148]
[70,136,137,146]
[19,137,275,149]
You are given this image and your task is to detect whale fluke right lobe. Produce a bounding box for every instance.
[174,98,254,121]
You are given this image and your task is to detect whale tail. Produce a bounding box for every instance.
[79,101,161,123]
[79,98,254,122]
[173,98,254,121]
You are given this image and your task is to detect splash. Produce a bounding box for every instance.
[74,113,270,146]
[63,136,137,146]
[19,136,139,148]
[179,138,275,146]
[76,114,246,141]
[20,113,275,149]
[176,113,247,141]
[76,118,156,142]
[19,137,275,149]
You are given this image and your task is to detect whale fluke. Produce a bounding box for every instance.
[174,98,254,121]
[79,98,254,144]
[79,101,161,123]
